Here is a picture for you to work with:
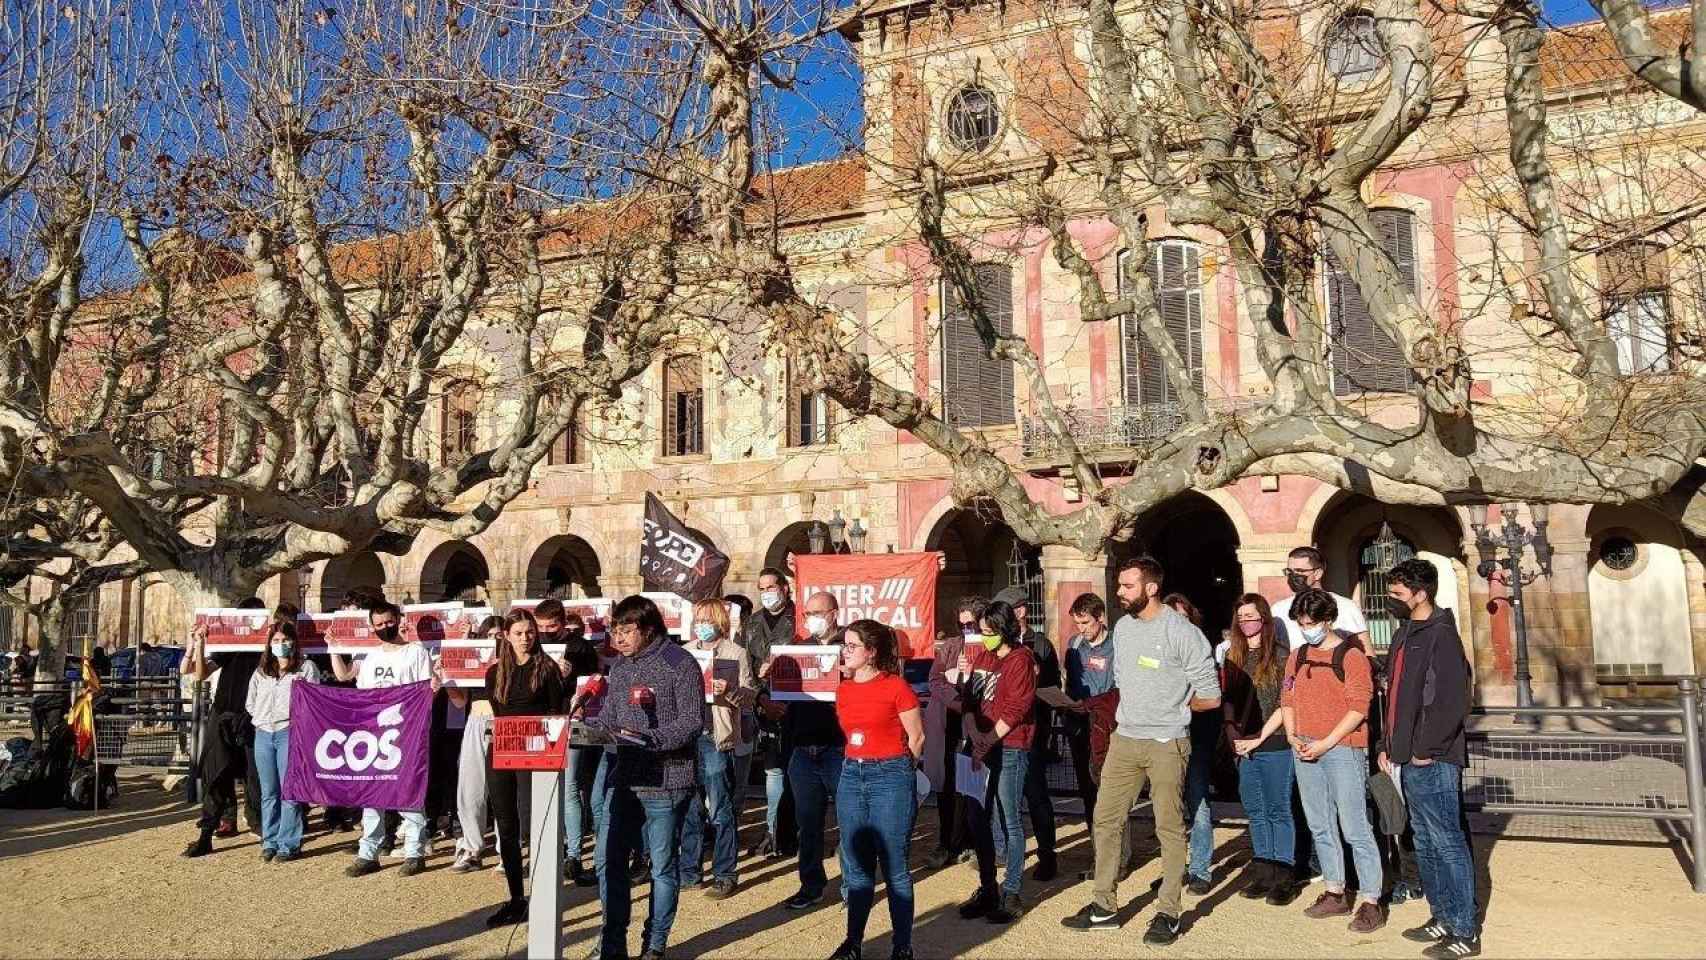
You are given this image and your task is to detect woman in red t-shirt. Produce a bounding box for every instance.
[831,619,924,960]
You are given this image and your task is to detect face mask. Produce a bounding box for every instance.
[375,625,400,643]
[961,625,978,637]
[1300,624,1328,646]
[271,642,291,658]
[805,615,832,639]
[1286,571,1311,594]
[694,623,718,644]
[1387,597,1412,620]
[1237,620,1264,638]
[980,633,1003,652]
[760,590,784,612]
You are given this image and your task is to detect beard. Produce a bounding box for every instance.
[1121,594,1149,616]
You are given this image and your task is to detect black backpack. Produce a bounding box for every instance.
[1289,638,1365,684]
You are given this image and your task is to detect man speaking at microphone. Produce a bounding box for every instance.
[590,595,704,960]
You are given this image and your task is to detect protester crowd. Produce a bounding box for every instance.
[174,546,1481,960]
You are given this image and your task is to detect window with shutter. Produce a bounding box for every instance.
[1599,243,1673,374]
[786,356,835,447]
[1117,241,1204,406]
[546,401,582,465]
[663,356,704,456]
[940,262,1016,428]
[1326,208,1417,395]
[441,382,482,465]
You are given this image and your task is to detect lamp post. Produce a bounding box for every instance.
[802,509,868,555]
[1470,502,1553,718]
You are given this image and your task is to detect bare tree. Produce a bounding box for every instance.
[5,0,703,614]
[648,0,1706,554]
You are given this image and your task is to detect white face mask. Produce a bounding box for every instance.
[760,590,784,612]
[805,614,832,639]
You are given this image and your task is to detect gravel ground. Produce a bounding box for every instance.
[4,774,1705,959]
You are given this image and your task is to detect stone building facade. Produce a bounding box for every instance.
[16,2,1706,706]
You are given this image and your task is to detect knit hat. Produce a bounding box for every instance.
[993,586,1029,608]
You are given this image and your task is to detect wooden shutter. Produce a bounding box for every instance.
[1328,209,1416,395]
[785,356,835,446]
[941,263,1015,428]
[1121,242,1203,406]
[441,382,480,464]
[663,356,703,456]
[546,401,580,465]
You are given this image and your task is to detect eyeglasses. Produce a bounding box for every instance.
[843,640,867,651]
[611,624,641,638]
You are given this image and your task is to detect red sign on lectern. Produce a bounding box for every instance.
[491,716,572,771]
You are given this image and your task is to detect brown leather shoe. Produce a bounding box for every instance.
[1303,890,1352,919]
[1348,900,1386,933]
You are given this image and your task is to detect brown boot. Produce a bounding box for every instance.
[1303,889,1352,918]
[1348,900,1386,933]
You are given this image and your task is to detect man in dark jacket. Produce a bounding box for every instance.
[1380,559,1479,960]
[746,566,799,858]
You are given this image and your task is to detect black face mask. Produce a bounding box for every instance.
[1386,597,1412,620]
[375,625,400,643]
[566,628,585,642]
[1286,571,1312,594]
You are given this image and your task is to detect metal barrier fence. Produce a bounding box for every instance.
[0,679,204,810]
[1035,679,1706,892]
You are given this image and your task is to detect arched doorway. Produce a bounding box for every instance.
[419,541,490,604]
[1586,505,1694,677]
[925,503,1043,634]
[525,535,604,599]
[319,552,388,612]
[764,522,816,573]
[1108,493,1243,639]
[1312,494,1464,653]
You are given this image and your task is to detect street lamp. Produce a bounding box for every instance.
[1470,502,1554,719]
[801,509,868,554]
[806,521,828,555]
[848,519,867,554]
[828,509,847,552]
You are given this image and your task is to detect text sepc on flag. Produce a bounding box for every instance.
[640,492,730,602]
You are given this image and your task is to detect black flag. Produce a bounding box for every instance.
[640,493,730,601]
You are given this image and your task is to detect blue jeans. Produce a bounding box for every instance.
[563,746,601,861]
[360,806,426,860]
[1237,749,1296,866]
[1294,746,1382,899]
[590,749,612,874]
[969,746,1029,897]
[680,734,738,884]
[1406,761,1478,938]
[600,787,692,955]
[788,744,845,898]
[1185,731,1215,879]
[765,764,785,839]
[253,727,304,854]
[838,757,917,951]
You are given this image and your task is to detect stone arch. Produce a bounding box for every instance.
[418,540,491,604]
[1107,491,1244,638]
[909,496,961,554]
[1310,492,1466,651]
[524,535,605,599]
[317,551,389,612]
[763,521,817,573]
[925,501,1043,633]
[1585,504,1693,676]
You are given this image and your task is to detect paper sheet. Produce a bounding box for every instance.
[955,752,990,802]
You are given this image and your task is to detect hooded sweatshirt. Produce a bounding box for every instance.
[1384,607,1471,767]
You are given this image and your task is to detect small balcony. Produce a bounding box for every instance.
[1020,402,1187,463]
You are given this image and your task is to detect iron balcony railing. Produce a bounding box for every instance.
[1021,402,1187,461]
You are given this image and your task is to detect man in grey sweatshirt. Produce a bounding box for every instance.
[1061,556,1220,945]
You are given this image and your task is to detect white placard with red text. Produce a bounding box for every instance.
[194,608,275,652]
[437,606,497,687]
[768,644,843,701]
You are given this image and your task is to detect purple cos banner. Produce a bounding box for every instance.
[283,680,432,810]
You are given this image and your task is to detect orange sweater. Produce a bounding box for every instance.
[1280,642,1373,749]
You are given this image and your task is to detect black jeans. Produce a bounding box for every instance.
[1066,722,1098,830]
[1025,733,1057,865]
[937,715,963,852]
[487,766,528,903]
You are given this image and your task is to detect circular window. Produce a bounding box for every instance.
[1325,12,1383,81]
[945,86,1001,153]
[1599,536,1639,572]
